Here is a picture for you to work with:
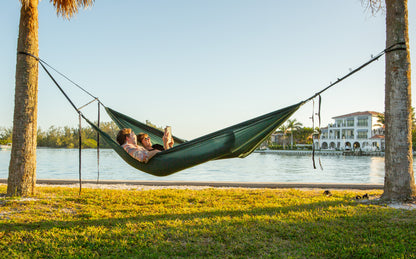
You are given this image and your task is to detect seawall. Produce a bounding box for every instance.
[254,150,385,156]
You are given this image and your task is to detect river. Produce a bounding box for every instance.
[1,148,414,184]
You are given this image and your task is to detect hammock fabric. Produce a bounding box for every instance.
[84,102,303,176]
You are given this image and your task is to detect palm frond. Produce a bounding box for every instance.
[50,0,95,19]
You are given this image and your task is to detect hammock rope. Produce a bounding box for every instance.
[16,43,404,182]
[303,42,405,103]
[20,41,406,117]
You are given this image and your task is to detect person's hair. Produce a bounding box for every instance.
[116,128,132,145]
[136,133,148,144]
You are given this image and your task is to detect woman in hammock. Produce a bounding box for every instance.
[137,131,174,151]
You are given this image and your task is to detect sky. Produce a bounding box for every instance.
[0,1,415,140]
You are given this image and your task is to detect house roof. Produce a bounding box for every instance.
[332,111,382,119]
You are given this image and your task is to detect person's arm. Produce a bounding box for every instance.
[123,144,156,163]
[144,149,160,163]
[163,127,174,150]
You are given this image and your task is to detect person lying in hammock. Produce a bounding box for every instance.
[137,131,174,151]
[116,128,171,163]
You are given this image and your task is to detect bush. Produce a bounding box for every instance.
[268,144,283,150]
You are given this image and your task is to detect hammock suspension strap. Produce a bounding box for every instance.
[304,41,406,103]
[311,95,323,170]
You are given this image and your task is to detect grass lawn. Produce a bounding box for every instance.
[0,185,415,258]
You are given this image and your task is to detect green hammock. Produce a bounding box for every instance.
[29,44,390,177]
[84,102,303,176]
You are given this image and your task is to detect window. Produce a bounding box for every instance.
[357,117,368,127]
[347,119,354,127]
[344,129,354,139]
[357,131,368,139]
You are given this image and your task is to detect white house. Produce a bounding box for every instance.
[317,111,385,151]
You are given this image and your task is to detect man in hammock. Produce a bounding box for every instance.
[116,128,171,163]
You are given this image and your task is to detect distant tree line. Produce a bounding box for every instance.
[0,127,12,145]
[0,122,119,148]
[2,115,416,150]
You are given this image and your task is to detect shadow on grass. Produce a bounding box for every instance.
[0,199,356,231]
[1,192,415,257]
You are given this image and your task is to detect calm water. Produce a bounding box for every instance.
[1,148,415,184]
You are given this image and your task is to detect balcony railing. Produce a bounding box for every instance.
[319,136,356,140]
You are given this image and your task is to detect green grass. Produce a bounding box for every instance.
[0,185,415,258]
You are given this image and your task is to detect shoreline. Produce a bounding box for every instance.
[254,149,386,156]
[3,180,415,210]
[0,178,383,190]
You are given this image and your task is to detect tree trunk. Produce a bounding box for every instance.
[283,134,286,150]
[290,133,293,149]
[382,0,416,201]
[7,0,39,197]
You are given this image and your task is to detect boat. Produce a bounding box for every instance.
[0,143,12,150]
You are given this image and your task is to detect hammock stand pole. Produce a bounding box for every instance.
[97,102,100,183]
[28,56,102,193]
[78,114,82,194]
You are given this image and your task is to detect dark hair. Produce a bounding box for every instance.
[116,128,132,145]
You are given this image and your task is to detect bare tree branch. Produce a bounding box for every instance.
[361,0,385,15]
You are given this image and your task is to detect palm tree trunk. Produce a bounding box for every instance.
[382,0,416,201]
[7,0,39,196]
[283,134,286,150]
[290,133,293,149]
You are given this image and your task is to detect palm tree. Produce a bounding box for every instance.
[382,0,416,201]
[363,0,415,201]
[7,0,94,197]
[286,119,303,149]
[375,113,385,128]
[278,124,288,150]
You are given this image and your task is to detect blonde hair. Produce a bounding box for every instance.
[136,133,148,144]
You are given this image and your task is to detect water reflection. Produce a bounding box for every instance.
[369,157,385,183]
[1,148,415,183]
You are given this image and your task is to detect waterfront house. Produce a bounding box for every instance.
[270,132,286,145]
[317,111,384,151]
